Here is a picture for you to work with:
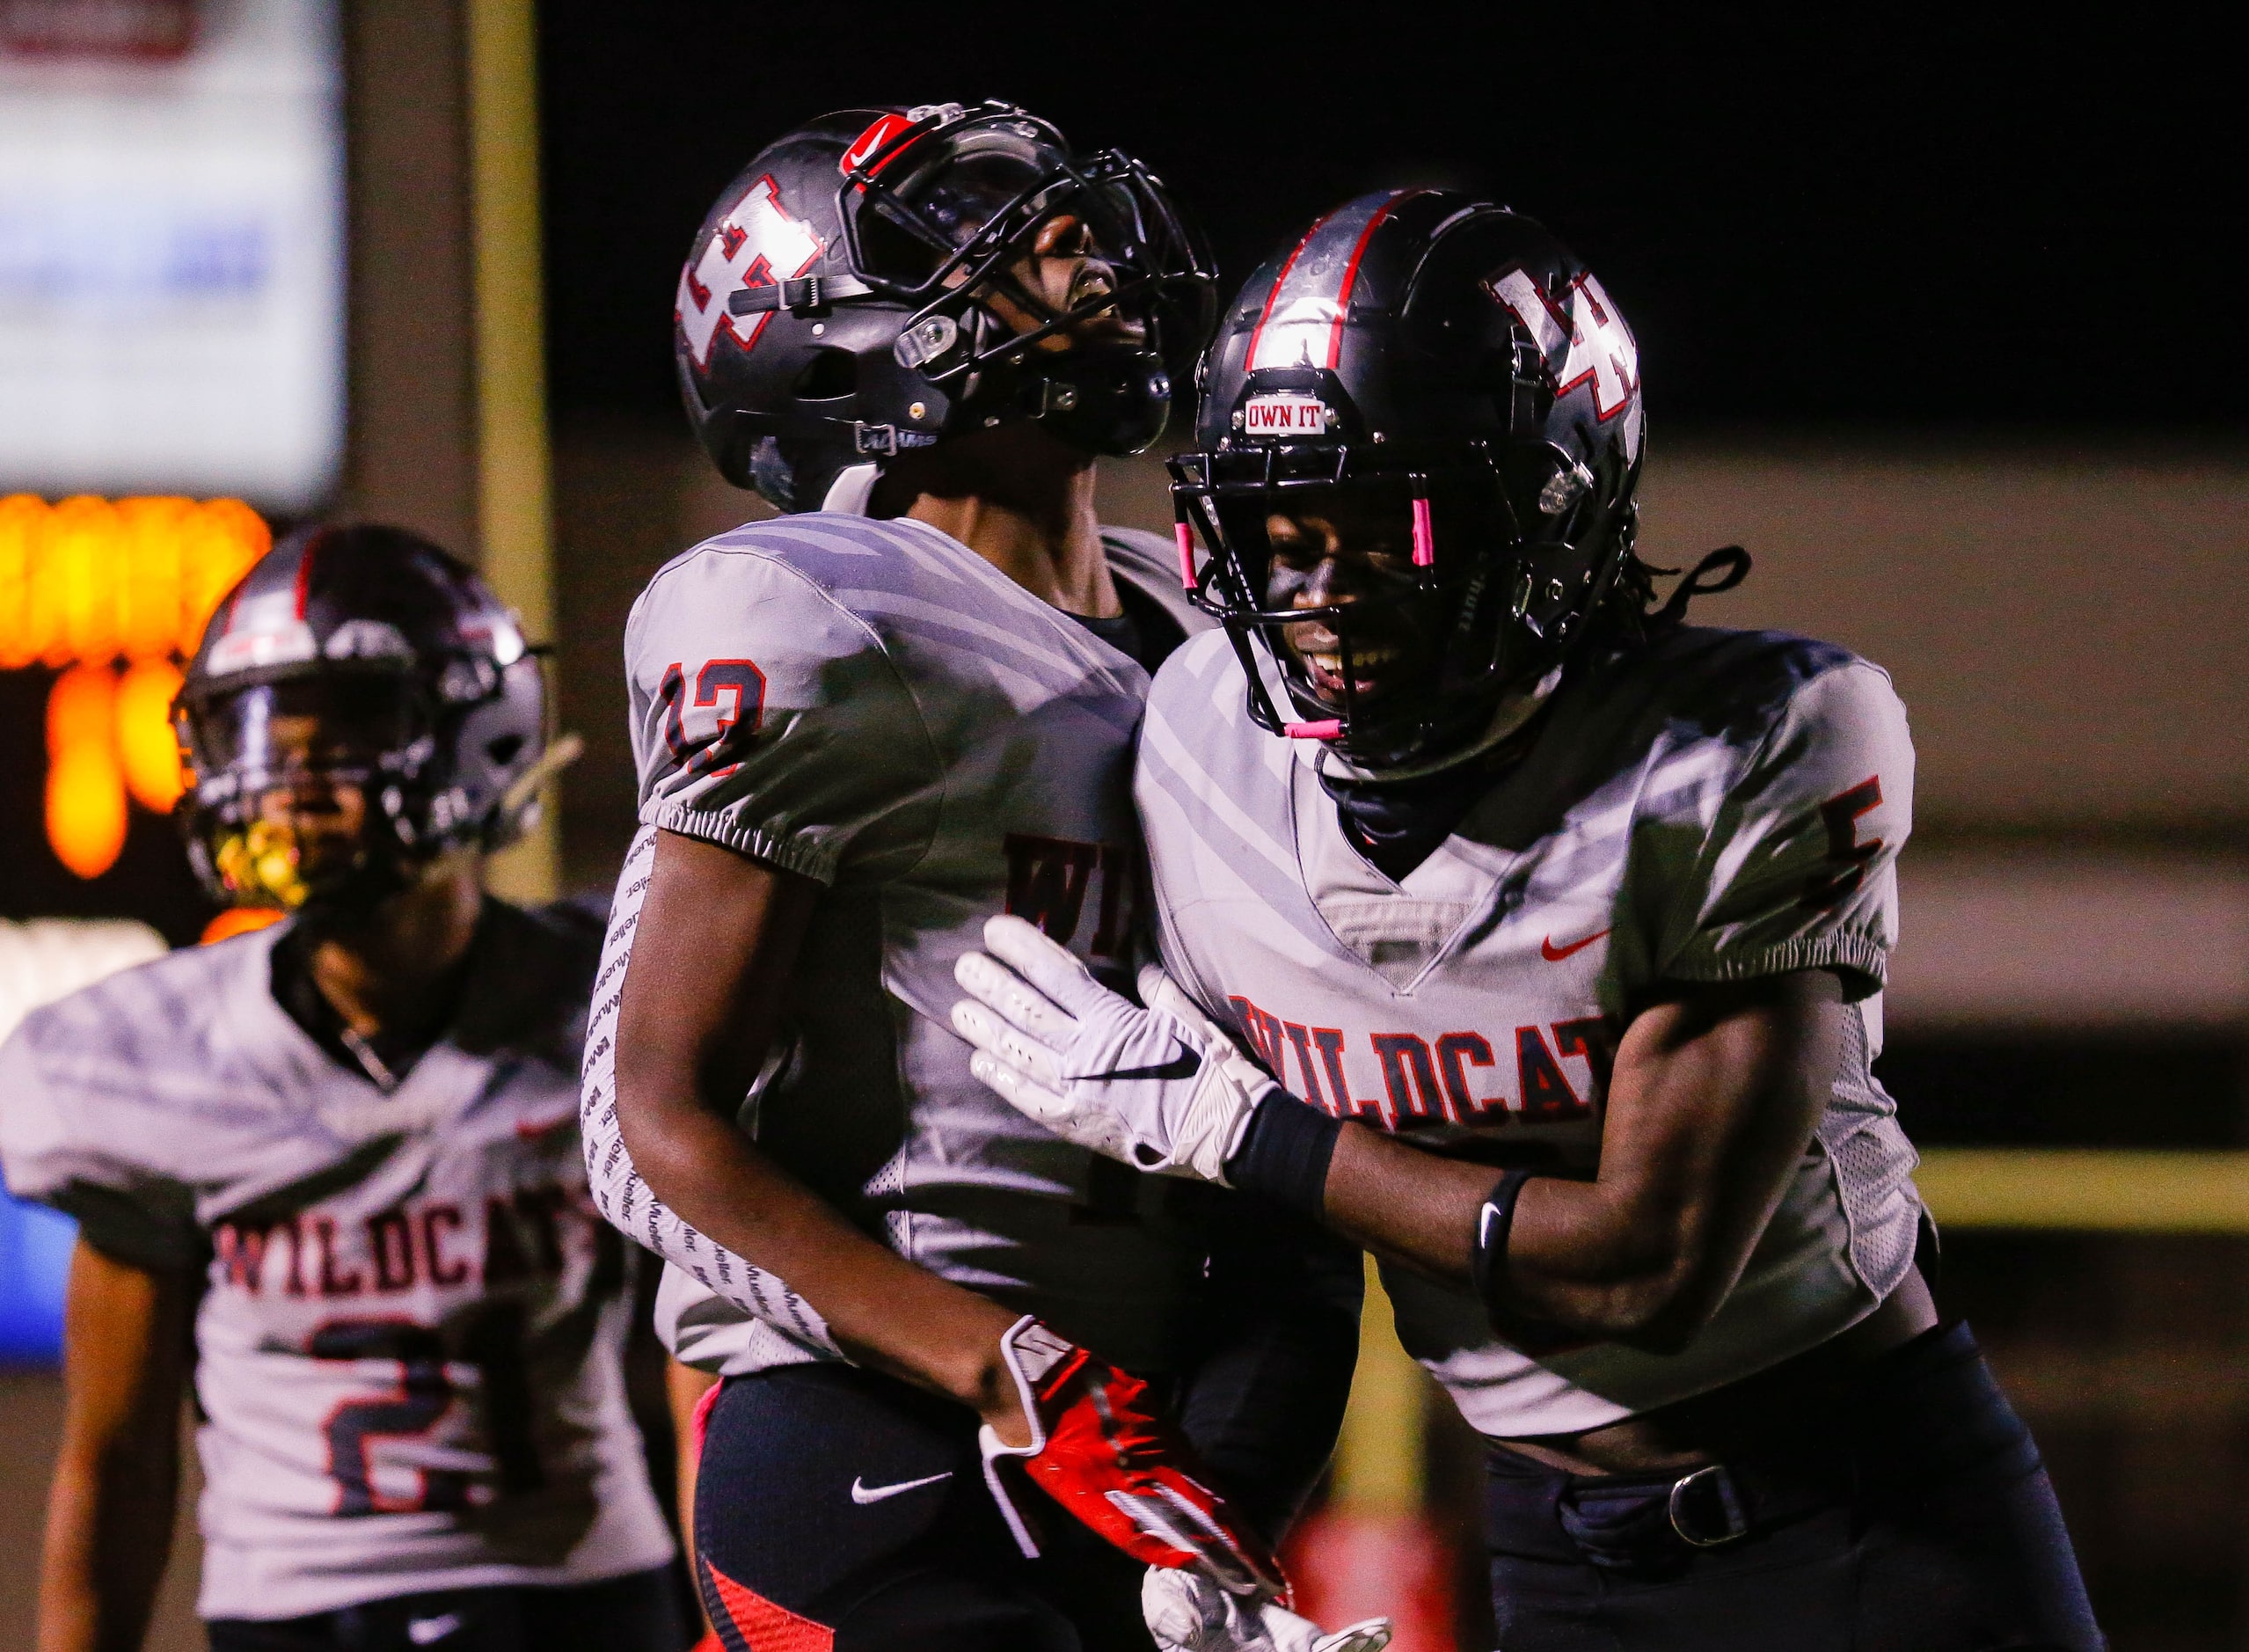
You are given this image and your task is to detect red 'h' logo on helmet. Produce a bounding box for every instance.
[675,176,823,369]
[1486,266,1641,442]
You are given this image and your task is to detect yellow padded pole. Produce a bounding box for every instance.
[465,0,561,903]
[1330,1258,1427,1517]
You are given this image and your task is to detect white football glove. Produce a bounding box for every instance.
[949,915,1279,1185]
[1144,1566,1393,1652]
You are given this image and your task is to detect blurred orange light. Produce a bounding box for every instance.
[0,494,46,670]
[0,494,267,673]
[116,658,186,812]
[46,670,129,881]
[47,662,115,760]
[115,496,193,662]
[201,908,284,946]
[47,495,121,666]
[2,496,269,880]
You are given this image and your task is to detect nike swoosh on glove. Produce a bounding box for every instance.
[1145,1567,1393,1652]
[980,1316,1282,1600]
[951,915,1278,1183]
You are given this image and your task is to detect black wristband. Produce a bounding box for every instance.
[1223,1090,1344,1220]
[1468,1169,1539,1321]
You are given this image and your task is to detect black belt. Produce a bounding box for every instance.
[1486,1447,1845,1568]
[1486,1320,2036,1570]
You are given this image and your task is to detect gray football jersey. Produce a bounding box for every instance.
[0,908,672,1621]
[1137,625,1925,1437]
[584,515,1207,1378]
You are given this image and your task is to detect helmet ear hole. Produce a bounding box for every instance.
[793,348,858,401]
[486,734,525,768]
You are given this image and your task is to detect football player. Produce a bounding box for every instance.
[952,192,2106,1649]
[581,105,1376,1652]
[0,527,683,1650]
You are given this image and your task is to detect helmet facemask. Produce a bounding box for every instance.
[1174,442,1627,774]
[177,671,435,919]
[176,654,547,925]
[842,106,1214,455]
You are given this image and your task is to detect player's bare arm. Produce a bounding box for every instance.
[1319,970,1864,1349]
[614,830,1033,1436]
[957,926,1904,1351]
[38,1242,194,1652]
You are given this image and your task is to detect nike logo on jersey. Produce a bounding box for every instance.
[851,1470,953,1505]
[1540,928,1611,962]
[407,1613,464,1645]
[1102,1051,1201,1082]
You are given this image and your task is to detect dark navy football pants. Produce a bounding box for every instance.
[1483,1322,2104,1649]
[692,1362,1151,1652]
[203,1566,683,1650]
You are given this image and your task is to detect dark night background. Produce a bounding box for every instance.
[538,6,2242,436]
[2,15,2246,1648]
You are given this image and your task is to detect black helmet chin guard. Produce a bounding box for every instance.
[1168,191,1646,773]
[675,100,1216,512]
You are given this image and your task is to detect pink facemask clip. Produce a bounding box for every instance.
[1173,520,1199,591]
[1284,719,1343,740]
[1410,493,1435,569]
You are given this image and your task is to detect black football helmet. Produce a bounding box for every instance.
[173,525,549,917]
[675,100,1216,512]
[1171,190,1646,771]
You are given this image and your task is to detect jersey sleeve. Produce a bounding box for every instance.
[624,546,944,887]
[1655,659,1913,996]
[0,1018,203,1271]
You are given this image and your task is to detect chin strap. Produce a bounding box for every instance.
[1656,545,1752,625]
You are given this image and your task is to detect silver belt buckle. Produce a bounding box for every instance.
[1668,1463,1750,1548]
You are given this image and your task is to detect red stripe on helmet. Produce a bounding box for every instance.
[1323,188,1428,369]
[1242,207,1337,375]
[291,529,327,619]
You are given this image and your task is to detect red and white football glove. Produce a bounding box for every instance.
[979,1316,1282,1600]
[1144,1567,1394,1652]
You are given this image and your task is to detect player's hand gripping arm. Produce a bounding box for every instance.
[951,915,1284,1182]
[592,830,1278,1591]
[953,917,1849,1353]
[37,1239,194,1652]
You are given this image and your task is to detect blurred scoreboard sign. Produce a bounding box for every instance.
[0,0,343,507]
[1,492,268,878]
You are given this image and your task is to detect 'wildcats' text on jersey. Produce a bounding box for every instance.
[584,515,1206,1379]
[0,904,672,1622]
[1137,625,1926,1437]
